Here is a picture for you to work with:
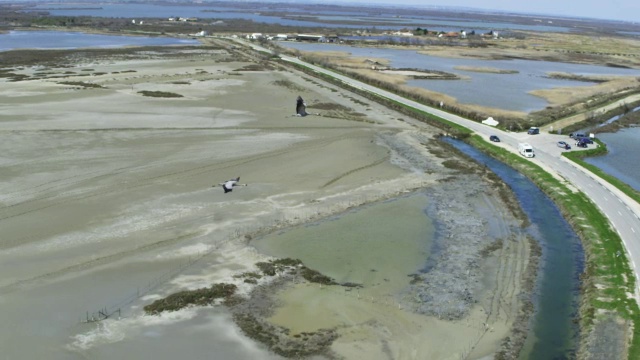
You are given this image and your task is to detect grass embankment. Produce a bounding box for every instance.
[468,135,640,359]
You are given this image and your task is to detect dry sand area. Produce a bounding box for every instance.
[0,46,531,359]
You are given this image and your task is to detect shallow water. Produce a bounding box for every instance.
[0,30,200,52]
[585,127,640,191]
[253,194,434,291]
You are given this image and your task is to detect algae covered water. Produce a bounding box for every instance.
[253,193,435,291]
[443,138,585,359]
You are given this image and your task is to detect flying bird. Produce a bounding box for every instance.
[296,95,308,117]
[215,177,247,193]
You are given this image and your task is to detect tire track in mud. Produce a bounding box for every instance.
[0,229,207,295]
[0,131,372,222]
[320,154,390,189]
[486,234,527,329]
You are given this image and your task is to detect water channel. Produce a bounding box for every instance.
[443,138,584,359]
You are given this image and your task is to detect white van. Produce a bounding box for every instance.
[518,143,535,158]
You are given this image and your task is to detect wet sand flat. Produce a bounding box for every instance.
[0,45,530,359]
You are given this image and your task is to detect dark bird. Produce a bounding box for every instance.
[296,95,308,117]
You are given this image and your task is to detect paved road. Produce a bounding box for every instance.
[238,40,640,292]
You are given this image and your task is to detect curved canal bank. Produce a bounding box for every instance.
[444,138,584,359]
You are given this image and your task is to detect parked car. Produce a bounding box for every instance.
[570,133,586,139]
[490,135,500,142]
[527,127,540,135]
[576,137,592,147]
[557,141,571,149]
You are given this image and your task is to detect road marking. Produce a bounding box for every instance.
[618,199,623,204]
[632,228,636,234]
[619,211,623,216]
[588,183,593,187]
[604,196,608,201]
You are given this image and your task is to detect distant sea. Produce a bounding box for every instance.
[25,3,571,32]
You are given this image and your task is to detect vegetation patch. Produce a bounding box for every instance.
[137,90,184,98]
[0,69,30,82]
[233,313,338,358]
[255,258,337,285]
[441,159,474,173]
[234,63,275,71]
[271,79,305,91]
[454,65,519,74]
[57,81,104,89]
[143,283,238,315]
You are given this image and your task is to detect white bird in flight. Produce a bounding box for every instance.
[216,177,247,193]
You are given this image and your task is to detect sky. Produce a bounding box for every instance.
[336,0,640,23]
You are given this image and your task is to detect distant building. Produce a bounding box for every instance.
[295,34,339,42]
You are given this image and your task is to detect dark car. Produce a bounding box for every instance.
[490,135,500,142]
[576,137,592,146]
[527,127,540,135]
[570,133,586,139]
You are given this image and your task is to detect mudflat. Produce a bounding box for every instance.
[0,44,531,359]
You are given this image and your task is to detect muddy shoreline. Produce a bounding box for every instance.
[1,43,536,359]
[140,133,536,359]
